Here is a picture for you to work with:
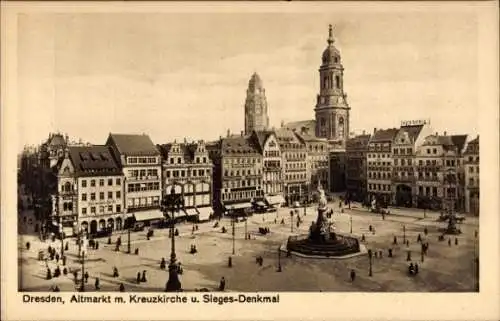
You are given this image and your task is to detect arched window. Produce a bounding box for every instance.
[335,75,340,89]
[338,117,345,138]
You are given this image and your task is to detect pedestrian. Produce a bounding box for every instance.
[141,270,147,283]
[361,234,366,242]
[274,218,277,224]
[374,251,378,258]
[160,257,166,269]
[65,242,69,251]
[55,266,61,277]
[63,267,68,275]
[108,237,112,245]
[417,234,422,243]
[406,240,409,247]
[393,236,397,245]
[175,228,179,236]
[414,263,419,274]
[113,266,119,278]
[95,241,99,250]
[53,285,60,292]
[62,255,66,266]
[407,251,411,261]
[46,268,52,280]
[228,256,232,268]
[95,277,100,290]
[84,271,89,283]
[219,277,226,291]
[388,248,393,257]
[136,272,141,283]
[379,250,383,258]
[135,248,139,255]
[448,238,451,246]
[119,283,125,292]
[455,238,458,245]
[350,269,356,282]
[55,253,60,262]
[73,270,78,283]
[424,227,428,235]
[26,241,30,251]
[408,263,414,275]
[369,225,372,232]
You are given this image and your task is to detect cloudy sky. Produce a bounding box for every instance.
[16,6,481,150]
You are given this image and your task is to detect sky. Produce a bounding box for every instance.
[16,8,480,150]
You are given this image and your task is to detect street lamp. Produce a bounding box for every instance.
[277,245,282,272]
[368,249,373,277]
[127,223,131,254]
[244,215,248,240]
[161,188,184,292]
[59,215,64,256]
[350,214,353,234]
[290,210,294,233]
[231,207,235,255]
[403,224,406,243]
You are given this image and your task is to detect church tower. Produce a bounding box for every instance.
[315,25,350,150]
[245,72,270,135]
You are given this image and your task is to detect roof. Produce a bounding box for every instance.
[294,130,328,143]
[450,135,468,153]
[251,130,274,153]
[370,128,399,143]
[219,135,260,157]
[68,145,122,177]
[464,136,479,154]
[248,72,264,91]
[283,119,316,133]
[107,133,160,157]
[398,125,424,143]
[47,134,66,147]
[346,134,371,149]
[157,142,206,163]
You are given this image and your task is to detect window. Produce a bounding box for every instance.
[90,193,96,201]
[196,157,200,163]
[82,180,87,188]
[100,192,104,200]
[116,204,122,213]
[108,179,113,186]
[108,191,113,199]
[427,149,430,154]
[99,179,104,186]
[335,75,340,89]
[116,191,121,198]
[203,157,207,163]
[108,205,113,212]
[181,170,185,177]
[170,158,174,164]
[91,180,96,187]
[82,193,87,201]
[82,208,87,215]
[407,148,412,154]
[393,149,399,155]
[99,206,104,213]
[433,148,437,154]
[166,171,171,178]
[91,207,96,214]
[177,158,182,164]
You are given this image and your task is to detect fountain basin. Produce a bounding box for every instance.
[285,232,364,259]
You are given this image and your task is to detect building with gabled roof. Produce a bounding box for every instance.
[53,145,125,236]
[367,127,399,206]
[157,139,214,222]
[463,136,479,215]
[345,132,371,202]
[207,132,263,216]
[106,133,163,226]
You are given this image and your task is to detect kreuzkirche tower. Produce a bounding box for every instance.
[315,25,351,151]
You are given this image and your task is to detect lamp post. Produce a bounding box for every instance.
[290,210,294,233]
[403,224,406,243]
[59,215,64,256]
[368,249,373,277]
[350,214,353,234]
[231,207,235,255]
[80,250,85,292]
[244,215,248,240]
[277,245,282,272]
[161,188,184,292]
[127,224,131,254]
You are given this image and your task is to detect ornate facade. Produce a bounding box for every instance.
[157,140,213,221]
[345,133,371,202]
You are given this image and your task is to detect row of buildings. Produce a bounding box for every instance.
[19,128,329,236]
[345,120,480,215]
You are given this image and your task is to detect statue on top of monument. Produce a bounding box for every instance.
[317,180,327,210]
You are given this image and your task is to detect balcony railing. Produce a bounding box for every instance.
[128,175,160,181]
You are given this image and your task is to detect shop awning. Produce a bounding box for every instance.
[226,202,253,210]
[133,210,165,222]
[184,208,198,216]
[197,207,212,221]
[265,195,285,205]
[255,201,267,207]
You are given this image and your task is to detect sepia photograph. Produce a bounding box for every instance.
[2,1,499,320]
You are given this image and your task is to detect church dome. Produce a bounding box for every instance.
[322,25,341,65]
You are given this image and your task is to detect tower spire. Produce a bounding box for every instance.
[327,24,334,45]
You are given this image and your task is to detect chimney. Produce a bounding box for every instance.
[362,130,366,135]
[281,120,285,128]
[435,132,438,136]
[227,129,230,138]
[444,131,447,136]
[373,128,377,134]
[184,137,187,144]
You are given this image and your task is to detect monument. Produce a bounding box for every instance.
[286,182,362,258]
